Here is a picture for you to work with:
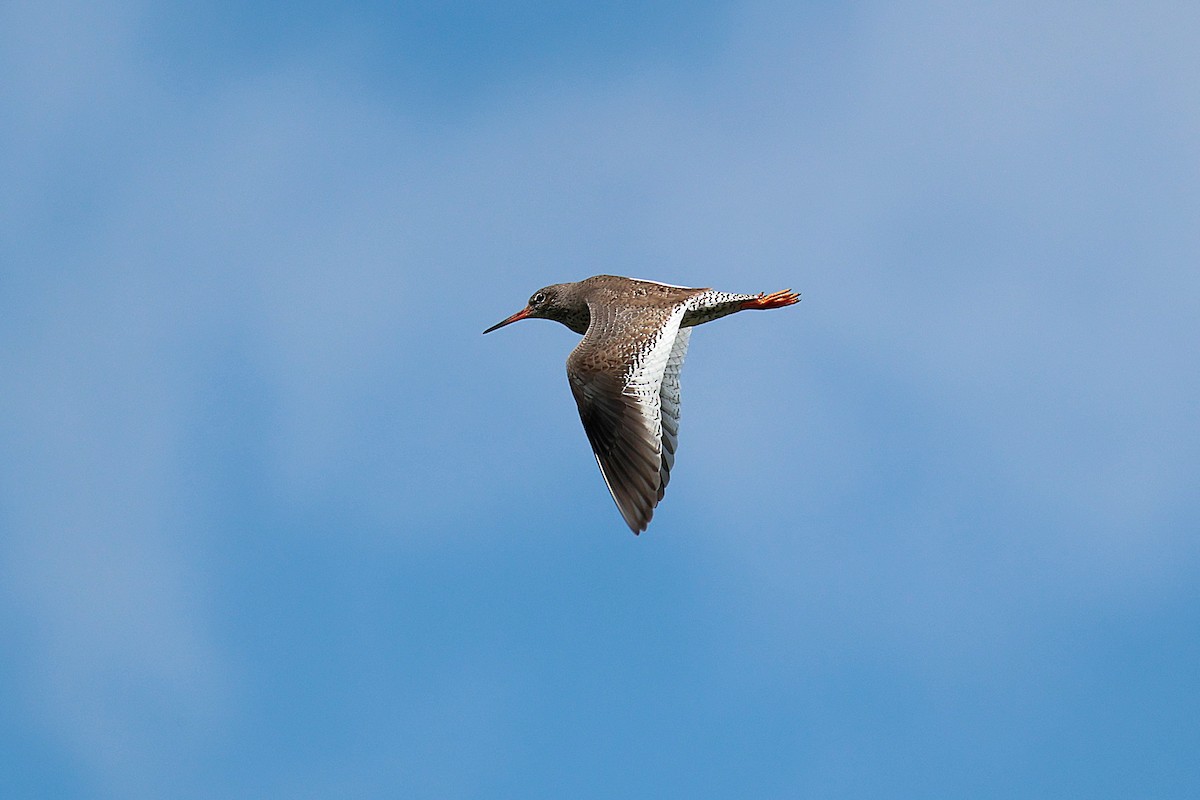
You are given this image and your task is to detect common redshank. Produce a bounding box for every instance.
[484,275,800,534]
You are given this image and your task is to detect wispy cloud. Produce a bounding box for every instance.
[2,1,1198,797]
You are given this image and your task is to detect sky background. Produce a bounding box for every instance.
[3,1,1199,797]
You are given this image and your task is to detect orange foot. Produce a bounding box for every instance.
[742,289,801,310]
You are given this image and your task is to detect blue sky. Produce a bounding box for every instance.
[2,1,1199,797]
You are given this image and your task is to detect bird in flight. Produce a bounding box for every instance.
[484,275,800,533]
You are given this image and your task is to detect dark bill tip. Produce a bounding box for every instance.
[482,306,532,334]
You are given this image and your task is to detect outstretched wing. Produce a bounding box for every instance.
[567,302,688,533]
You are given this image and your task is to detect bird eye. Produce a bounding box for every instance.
[531,292,546,305]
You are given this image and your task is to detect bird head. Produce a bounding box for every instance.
[483,284,586,334]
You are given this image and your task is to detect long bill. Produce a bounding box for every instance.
[482,306,532,334]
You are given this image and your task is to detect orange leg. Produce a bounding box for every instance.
[741,289,801,310]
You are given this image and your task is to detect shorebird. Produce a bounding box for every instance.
[484,275,800,534]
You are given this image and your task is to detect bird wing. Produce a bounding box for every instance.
[658,326,690,497]
[567,302,688,533]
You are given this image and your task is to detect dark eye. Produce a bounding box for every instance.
[531,291,547,305]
